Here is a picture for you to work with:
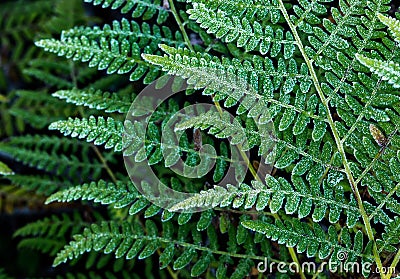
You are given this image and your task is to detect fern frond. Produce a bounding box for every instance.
[174,108,279,162]
[0,136,104,178]
[14,213,89,238]
[44,0,93,33]
[175,109,248,148]
[377,216,400,253]
[6,175,72,195]
[35,37,145,81]
[45,180,140,209]
[17,238,65,256]
[143,44,314,109]
[22,68,73,89]
[84,0,170,24]
[170,174,359,227]
[7,0,400,277]
[242,219,373,262]
[52,220,189,267]
[144,46,344,173]
[185,0,281,23]
[9,90,76,129]
[0,0,53,67]
[123,116,237,181]
[61,18,182,46]
[52,219,281,277]
[52,88,135,113]
[290,0,332,33]
[36,19,184,83]
[187,3,295,55]
[49,116,124,151]
[368,189,400,217]
[45,178,198,224]
[356,55,400,88]
[354,14,400,89]
[24,57,98,88]
[378,13,400,44]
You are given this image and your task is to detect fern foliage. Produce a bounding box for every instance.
[52,88,135,113]
[357,14,400,88]
[49,116,124,151]
[0,135,104,179]
[52,218,282,279]
[242,220,372,263]
[35,18,185,83]
[170,174,360,227]
[84,0,170,24]
[3,0,400,278]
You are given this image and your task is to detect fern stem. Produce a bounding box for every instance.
[385,249,400,279]
[238,144,260,181]
[91,145,117,184]
[76,101,118,184]
[275,1,385,277]
[215,207,276,217]
[168,0,193,51]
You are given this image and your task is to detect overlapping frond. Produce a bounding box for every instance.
[36,19,184,83]
[187,3,295,55]
[6,175,72,195]
[123,115,235,181]
[376,216,400,253]
[184,0,281,22]
[52,219,276,278]
[52,88,135,113]
[84,0,170,24]
[356,14,400,88]
[242,219,373,263]
[49,116,124,151]
[0,136,103,178]
[9,90,76,129]
[171,174,359,227]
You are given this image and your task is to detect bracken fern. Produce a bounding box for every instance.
[2,0,400,278]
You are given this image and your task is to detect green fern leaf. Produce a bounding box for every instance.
[52,88,135,113]
[356,54,400,88]
[49,116,124,151]
[185,0,281,23]
[377,216,400,253]
[170,174,359,227]
[6,175,72,195]
[84,0,170,24]
[0,136,103,178]
[187,3,294,55]
[378,13,400,43]
[36,18,184,83]
[45,180,139,209]
[242,219,373,261]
